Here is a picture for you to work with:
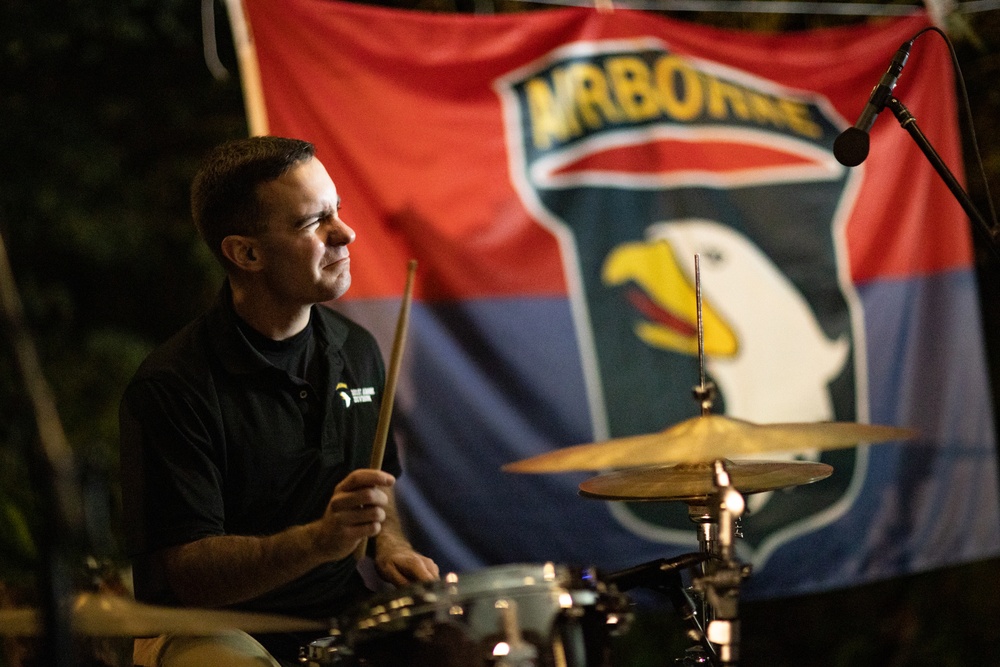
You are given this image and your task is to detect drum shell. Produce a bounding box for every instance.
[331,562,630,667]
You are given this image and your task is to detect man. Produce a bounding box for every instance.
[120,136,439,666]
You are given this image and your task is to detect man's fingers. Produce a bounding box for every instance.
[379,554,440,586]
[328,486,390,513]
[336,469,395,492]
[345,519,383,540]
[343,505,386,526]
[407,556,440,582]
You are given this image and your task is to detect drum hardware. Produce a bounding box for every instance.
[604,465,749,667]
[603,553,709,595]
[593,473,746,665]
[605,552,714,662]
[600,463,754,667]
[300,630,350,666]
[493,598,539,667]
[605,258,747,666]
[686,461,750,667]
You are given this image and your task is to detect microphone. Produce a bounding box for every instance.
[833,39,914,167]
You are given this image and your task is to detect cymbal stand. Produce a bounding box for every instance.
[691,254,715,419]
[683,255,749,665]
[688,461,750,666]
[684,501,716,647]
[605,552,715,664]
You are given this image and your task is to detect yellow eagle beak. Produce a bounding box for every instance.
[602,240,738,357]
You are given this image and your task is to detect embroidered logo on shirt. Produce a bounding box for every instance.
[336,382,375,408]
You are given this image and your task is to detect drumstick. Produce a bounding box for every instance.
[355,258,417,560]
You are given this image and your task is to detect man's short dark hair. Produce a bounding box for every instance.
[191,136,316,266]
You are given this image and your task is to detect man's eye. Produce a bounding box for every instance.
[702,248,724,263]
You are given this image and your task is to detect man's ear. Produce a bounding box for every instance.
[220,235,262,272]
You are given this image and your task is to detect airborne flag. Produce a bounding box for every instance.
[242,0,1000,597]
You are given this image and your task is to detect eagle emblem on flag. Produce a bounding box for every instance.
[497,38,867,565]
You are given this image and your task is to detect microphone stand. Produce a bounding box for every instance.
[0,228,83,667]
[885,95,1000,252]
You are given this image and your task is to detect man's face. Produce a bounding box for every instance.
[253,156,356,305]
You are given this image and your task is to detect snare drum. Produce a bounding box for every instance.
[323,562,630,667]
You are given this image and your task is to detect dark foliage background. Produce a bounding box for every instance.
[1,1,999,665]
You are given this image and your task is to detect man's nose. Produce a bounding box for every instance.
[327,217,356,245]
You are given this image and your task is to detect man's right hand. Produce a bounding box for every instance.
[311,469,396,561]
[161,469,398,607]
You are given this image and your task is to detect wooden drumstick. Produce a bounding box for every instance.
[355,258,417,561]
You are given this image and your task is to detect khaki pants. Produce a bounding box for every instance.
[133,632,282,667]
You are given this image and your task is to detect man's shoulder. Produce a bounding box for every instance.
[130,314,216,388]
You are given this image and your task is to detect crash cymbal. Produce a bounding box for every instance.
[0,591,328,637]
[503,413,917,473]
[578,459,833,502]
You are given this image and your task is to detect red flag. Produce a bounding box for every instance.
[244,0,998,597]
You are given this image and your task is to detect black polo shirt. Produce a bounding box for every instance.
[120,282,399,621]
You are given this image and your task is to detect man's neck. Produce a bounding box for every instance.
[229,283,311,341]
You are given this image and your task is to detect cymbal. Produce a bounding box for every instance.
[578,459,833,502]
[503,414,917,473]
[0,591,329,637]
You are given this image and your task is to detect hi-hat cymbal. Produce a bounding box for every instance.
[503,414,917,473]
[0,591,329,637]
[578,459,833,502]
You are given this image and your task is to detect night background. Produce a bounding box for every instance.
[2,0,1000,665]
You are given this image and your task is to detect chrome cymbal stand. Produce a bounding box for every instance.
[679,256,750,665]
[682,500,717,666]
[605,552,714,665]
[688,461,751,666]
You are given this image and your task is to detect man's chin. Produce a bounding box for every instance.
[319,275,351,303]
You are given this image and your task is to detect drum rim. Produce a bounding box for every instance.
[340,561,613,635]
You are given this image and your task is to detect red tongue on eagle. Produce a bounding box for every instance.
[627,287,697,338]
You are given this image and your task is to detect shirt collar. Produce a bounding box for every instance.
[206,281,349,376]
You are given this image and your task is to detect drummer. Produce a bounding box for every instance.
[120,136,440,666]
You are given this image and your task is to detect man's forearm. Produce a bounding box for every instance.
[162,470,404,607]
[374,491,412,556]
[163,523,327,608]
